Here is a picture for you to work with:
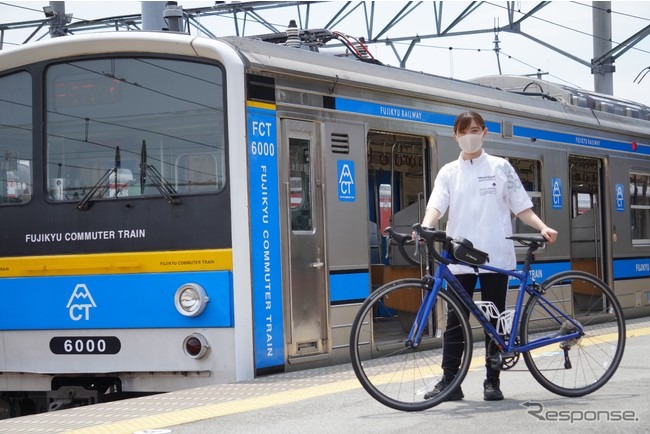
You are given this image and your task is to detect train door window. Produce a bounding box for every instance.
[45,58,226,202]
[630,172,650,245]
[503,157,542,233]
[0,71,32,204]
[289,138,312,231]
[575,192,594,215]
[570,159,599,218]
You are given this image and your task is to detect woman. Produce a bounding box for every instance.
[421,111,558,401]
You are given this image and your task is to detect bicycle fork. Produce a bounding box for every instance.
[405,276,439,349]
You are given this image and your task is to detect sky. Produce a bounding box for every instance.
[1,1,649,107]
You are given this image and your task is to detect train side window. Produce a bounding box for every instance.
[0,71,33,205]
[630,173,650,245]
[501,156,542,234]
[45,58,226,202]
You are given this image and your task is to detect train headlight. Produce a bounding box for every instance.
[174,283,209,317]
[183,333,209,359]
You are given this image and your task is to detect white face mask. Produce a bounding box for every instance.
[457,133,483,153]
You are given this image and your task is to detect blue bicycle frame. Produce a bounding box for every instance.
[407,248,583,353]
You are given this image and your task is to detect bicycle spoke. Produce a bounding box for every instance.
[521,271,625,397]
[350,281,472,411]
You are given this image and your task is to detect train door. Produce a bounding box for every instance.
[279,119,329,361]
[569,155,607,282]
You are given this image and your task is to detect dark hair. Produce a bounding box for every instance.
[453,111,486,135]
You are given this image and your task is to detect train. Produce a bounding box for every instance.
[0,27,649,416]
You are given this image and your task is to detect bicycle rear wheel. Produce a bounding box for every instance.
[521,270,625,397]
[349,279,472,411]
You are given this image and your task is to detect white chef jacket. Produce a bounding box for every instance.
[427,151,533,274]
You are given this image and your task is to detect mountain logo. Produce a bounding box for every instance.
[66,284,97,321]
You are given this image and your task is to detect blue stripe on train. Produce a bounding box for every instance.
[334,97,502,133]
[0,271,233,330]
[329,271,370,303]
[513,126,647,155]
[334,96,644,155]
[247,104,285,370]
[327,259,650,302]
[613,258,650,279]
[510,259,650,285]
[508,261,571,287]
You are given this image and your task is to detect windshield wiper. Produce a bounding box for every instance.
[139,140,180,206]
[77,146,122,210]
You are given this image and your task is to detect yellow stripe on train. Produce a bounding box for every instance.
[247,100,276,110]
[0,249,233,277]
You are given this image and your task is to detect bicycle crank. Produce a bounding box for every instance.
[487,338,520,370]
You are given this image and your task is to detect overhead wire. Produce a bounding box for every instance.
[484,1,650,90]
[571,1,650,23]
[486,1,650,56]
[0,1,42,14]
[1,1,648,96]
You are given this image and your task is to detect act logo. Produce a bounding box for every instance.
[337,159,355,202]
[66,284,97,321]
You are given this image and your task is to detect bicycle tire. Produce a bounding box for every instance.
[349,279,473,411]
[520,270,626,397]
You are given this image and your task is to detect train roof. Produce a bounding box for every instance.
[1,31,648,139]
[218,34,649,137]
[470,75,650,120]
[245,26,650,124]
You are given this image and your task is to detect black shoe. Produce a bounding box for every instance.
[424,378,464,401]
[483,377,504,401]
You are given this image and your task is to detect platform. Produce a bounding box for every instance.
[1,316,649,434]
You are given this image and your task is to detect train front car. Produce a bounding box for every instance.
[0,33,253,415]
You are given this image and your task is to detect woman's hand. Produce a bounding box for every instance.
[540,226,558,244]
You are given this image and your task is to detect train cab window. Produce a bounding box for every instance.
[502,157,542,234]
[0,71,33,205]
[176,152,225,193]
[289,138,312,231]
[630,173,650,245]
[45,58,226,202]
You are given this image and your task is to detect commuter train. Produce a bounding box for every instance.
[1,28,649,415]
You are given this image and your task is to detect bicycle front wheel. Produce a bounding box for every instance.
[349,279,472,411]
[521,270,625,397]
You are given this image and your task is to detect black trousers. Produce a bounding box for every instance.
[441,272,509,381]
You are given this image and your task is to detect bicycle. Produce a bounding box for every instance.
[349,224,626,411]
